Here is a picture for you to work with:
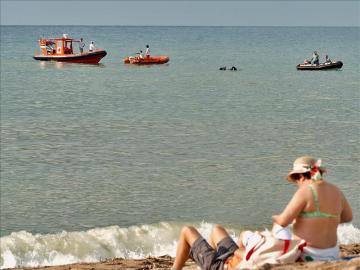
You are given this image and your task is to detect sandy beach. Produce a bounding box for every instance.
[8,244,360,270]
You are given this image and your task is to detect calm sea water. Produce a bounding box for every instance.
[1,26,359,268]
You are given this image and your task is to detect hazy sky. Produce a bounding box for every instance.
[1,1,359,26]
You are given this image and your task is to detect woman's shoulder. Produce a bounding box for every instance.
[297,181,341,199]
[319,180,342,193]
[293,185,313,201]
[316,180,344,202]
[297,184,313,194]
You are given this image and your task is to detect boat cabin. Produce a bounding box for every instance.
[34,34,106,63]
[39,35,78,56]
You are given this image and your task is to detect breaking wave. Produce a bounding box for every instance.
[1,222,359,269]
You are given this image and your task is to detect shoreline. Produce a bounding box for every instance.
[7,244,360,270]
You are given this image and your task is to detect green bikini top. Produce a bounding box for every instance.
[299,185,339,219]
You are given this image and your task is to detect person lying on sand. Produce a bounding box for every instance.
[171,156,353,270]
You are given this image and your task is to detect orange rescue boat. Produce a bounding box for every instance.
[33,36,107,64]
[124,55,169,65]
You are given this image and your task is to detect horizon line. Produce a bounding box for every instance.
[1,24,359,27]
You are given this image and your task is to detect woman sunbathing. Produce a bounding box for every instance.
[273,156,353,260]
[171,156,353,270]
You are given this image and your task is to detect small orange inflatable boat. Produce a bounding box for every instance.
[124,55,169,65]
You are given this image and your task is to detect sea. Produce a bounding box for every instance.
[1,26,359,268]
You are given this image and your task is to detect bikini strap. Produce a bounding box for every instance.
[308,185,320,211]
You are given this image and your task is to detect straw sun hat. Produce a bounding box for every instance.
[287,156,326,182]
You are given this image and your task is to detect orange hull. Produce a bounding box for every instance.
[124,55,169,65]
[33,50,107,64]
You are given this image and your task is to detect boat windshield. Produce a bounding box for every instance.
[64,41,73,54]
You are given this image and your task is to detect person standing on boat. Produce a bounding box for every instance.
[139,50,144,59]
[325,55,332,63]
[89,41,95,52]
[311,51,319,65]
[79,38,85,53]
[145,45,150,58]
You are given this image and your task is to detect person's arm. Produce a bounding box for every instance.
[340,192,353,223]
[272,187,307,227]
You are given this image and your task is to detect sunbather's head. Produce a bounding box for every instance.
[287,156,326,182]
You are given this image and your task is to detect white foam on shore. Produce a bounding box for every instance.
[337,223,360,244]
[1,222,359,269]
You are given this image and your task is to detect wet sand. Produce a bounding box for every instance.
[9,244,360,270]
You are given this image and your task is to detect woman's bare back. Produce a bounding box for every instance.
[293,181,343,248]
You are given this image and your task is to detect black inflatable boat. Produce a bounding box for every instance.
[296,61,343,70]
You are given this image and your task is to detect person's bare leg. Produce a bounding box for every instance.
[172,225,202,270]
[208,224,231,250]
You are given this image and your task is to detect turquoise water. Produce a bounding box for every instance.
[1,26,359,267]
